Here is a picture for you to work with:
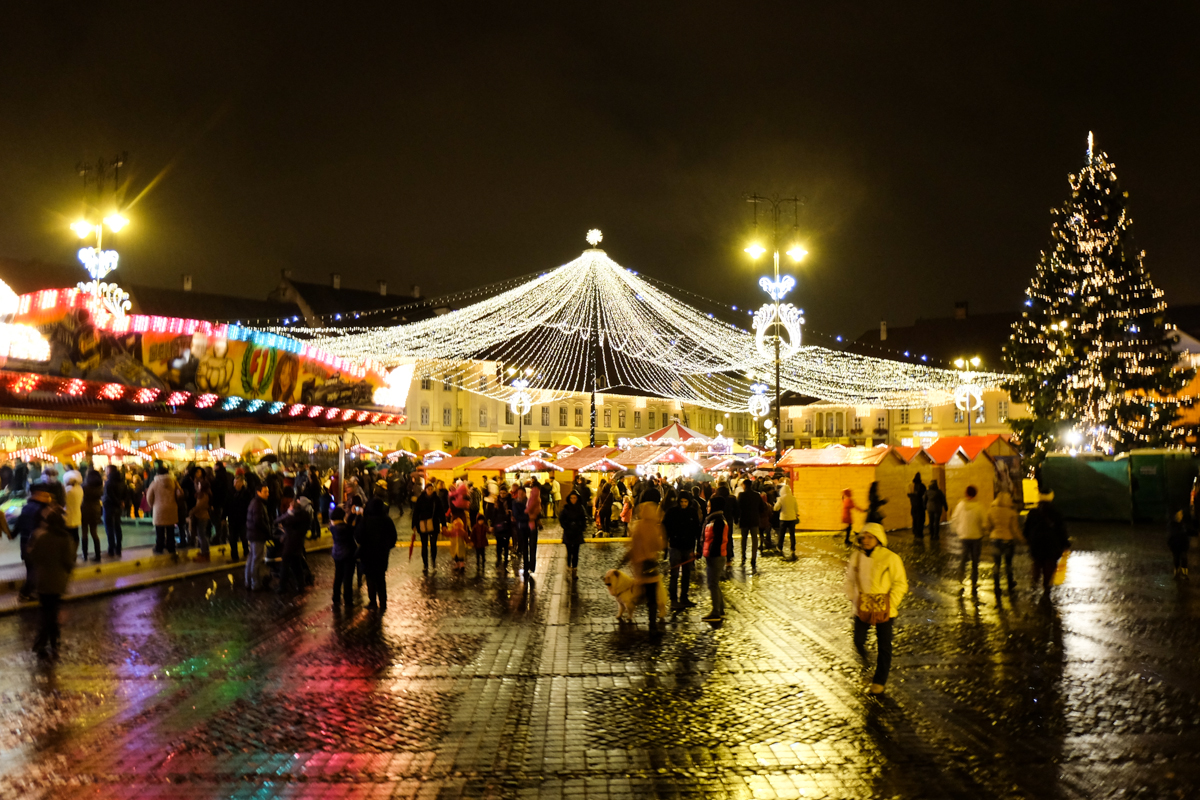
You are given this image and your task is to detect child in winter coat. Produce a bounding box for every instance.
[619,495,633,534]
[470,516,490,574]
[446,484,471,572]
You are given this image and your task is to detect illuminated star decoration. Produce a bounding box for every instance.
[509,378,533,416]
[78,247,120,281]
[586,229,603,247]
[758,275,795,301]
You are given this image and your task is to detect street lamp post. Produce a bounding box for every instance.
[745,195,806,457]
[953,356,983,436]
[71,212,131,316]
[508,367,535,449]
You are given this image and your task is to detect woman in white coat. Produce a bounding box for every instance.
[844,521,908,695]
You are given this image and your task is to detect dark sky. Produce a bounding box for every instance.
[2,2,1198,341]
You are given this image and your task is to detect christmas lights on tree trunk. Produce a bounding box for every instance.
[1003,133,1193,461]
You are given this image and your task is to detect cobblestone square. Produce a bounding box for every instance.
[1,522,1197,799]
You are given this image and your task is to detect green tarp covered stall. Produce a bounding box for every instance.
[1041,455,1133,522]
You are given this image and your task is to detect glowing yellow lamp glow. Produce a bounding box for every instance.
[786,245,808,262]
[103,213,129,232]
[71,221,93,238]
[744,243,766,259]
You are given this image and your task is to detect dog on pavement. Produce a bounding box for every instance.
[602,569,668,621]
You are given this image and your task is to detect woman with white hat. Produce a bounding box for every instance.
[844,521,908,695]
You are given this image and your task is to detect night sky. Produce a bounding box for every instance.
[2,2,1198,340]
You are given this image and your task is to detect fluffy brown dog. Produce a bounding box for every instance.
[602,568,668,621]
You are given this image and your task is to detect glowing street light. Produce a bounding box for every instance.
[952,356,984,435]
[744,242,766,259]
[69,212,131,316]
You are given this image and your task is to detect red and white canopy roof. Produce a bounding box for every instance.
[644,422,710,443]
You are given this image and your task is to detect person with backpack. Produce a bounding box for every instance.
[28,498,75,660]
[845,522,908,696]
[701,496,733,622]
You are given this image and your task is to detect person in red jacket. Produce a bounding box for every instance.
[701,496,733,622]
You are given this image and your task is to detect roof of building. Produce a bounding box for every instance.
[777,445,892,468]
[554,447,621,470]
[923,434,1016,464]
[853,310,1019,370]
[614,445,680,466]
[126,284,291,322]
[468,455,561,472]
[643,422,709,443]
[421,456,484,471]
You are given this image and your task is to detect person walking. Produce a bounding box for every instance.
[412,481,440,573]
[951,485,987,597]
[1024,489,1069,600]
[488,486,513,567]
[227,473,251,562]
[1169,508,1190,579]
[80,469,104,562]
[701,496,732,622]
[190,478,213,561]
[559,490,587,577]
[355,498,397,611]
[102,465,126,557]
[28,499,75,660]
[470,514,490,575]
[511,486,530,574]
[12,483,55,602]
[925,480,947,539]
[841,488,865,546]
[774,483,799,555]
[626,492,665,632]
[245,484,271,590]
[146,467,180,555]
[525,481,543,574]
[664,491,700,610]
[907,473,926,538]
[845,522,908,696]
[986,490,1022,596]
[736,481,763,572]
[274,497,310,593]
[63,471,83,557]
[329,507,357,606]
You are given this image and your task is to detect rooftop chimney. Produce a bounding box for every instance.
[411,284,421,298]
[880,320,887,341]
[378,280,387,296]
[182,274,193,292]
[954,301,968,320]
[331,273,341,289]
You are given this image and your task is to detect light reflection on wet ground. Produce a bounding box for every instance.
[0,521,1197,798]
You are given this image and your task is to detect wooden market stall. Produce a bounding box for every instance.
[776,445,934,531]
[923,435,1022,513]
[465,455,564,488]
[421,456,485,486]
[552,446,621,483]
[614,445,701,479]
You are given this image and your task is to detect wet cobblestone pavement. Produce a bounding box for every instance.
[1,522,1198,799]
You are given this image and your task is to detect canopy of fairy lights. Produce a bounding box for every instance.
[303,242,1004,411]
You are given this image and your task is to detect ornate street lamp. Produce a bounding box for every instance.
[952,356,983,435]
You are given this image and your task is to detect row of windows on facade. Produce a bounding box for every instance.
[804,401,1010,436]
[414,405,695,430]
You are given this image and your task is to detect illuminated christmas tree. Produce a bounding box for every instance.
[1003,134,1192,460]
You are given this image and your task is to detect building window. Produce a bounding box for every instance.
[443,406,452,426]
[479,374,488,391]
[506,406,514,425]
[420,405,430,425]
[954,408,965,424]
[998,400,1009,422]
[898,408,910,425]
[480,407,488,427]
[575,407,583,427]
[649,411,656,428]
[785,418,793,433]
[457,408,463,427]
[523,410,532,425]
[541,407,550,426]
[876,415,885,431]
[603,408,611,427]
[442,378,451,392]
[634,410,641,429]
[618,409,626,428]
[923,407,933,423]
[559,406,567,426]
[804,417,812,433]
[975,405,986,424]
[421,378,432,391]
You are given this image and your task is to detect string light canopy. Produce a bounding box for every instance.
[306,234,1000,411]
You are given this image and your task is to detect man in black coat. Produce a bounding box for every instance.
[245,484,272,590]
[735,483,763,572]
[664,493,701,609]
[355,499,397,611]
[12,483,55,602]
[412,482,441,572]
[908,473,926,538]
[1024,489,1070,599]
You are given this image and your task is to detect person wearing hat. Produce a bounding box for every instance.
[844,522,908,695]
[1023,488,1070,599]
